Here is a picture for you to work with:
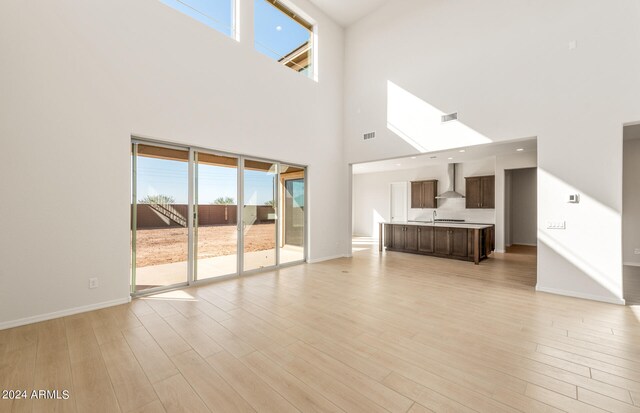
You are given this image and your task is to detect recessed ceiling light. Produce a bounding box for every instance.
[448,157,453,160]
[395,163,402,166]
[516,148,524,152]
[411,156,417,159]
[459,149,466,153]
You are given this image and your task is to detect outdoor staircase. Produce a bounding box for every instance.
[147,202,187,227]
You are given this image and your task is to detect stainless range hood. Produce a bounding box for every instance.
[436,163,465,199]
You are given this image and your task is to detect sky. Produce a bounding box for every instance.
[159,0,311,61]
[136,156,278,205]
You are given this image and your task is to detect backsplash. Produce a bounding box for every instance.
[408,197,496,224]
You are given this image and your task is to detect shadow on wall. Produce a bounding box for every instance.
[386,80,492,153]
[537,168,622,301]
[538,239,622,304]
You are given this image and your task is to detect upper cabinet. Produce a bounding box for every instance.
[411,180,438,209]
[465,176,495,209]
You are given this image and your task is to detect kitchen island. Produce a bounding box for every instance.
[378,221,494,264]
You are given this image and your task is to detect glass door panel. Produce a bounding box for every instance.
[243,159,277,271]
[195,152,238,281]
[280,165,305,264]
[133,144,189,291]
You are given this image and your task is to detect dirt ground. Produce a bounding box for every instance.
[135,224,276,267]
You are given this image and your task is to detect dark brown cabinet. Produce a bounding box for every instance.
[417,226,435,253]
[434,227,468,257]
[384,223,493,264]
[405,226,418,250]
[392,225,405,249]
[388,224,418,251]
[450,228,469,257]
[481,176,495,208]
[411,180,438,209]
[465,176,495,209]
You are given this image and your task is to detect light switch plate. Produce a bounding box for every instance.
[546,221,566,230]
[635,248,640,255]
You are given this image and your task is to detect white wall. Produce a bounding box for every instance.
[0,0,347,327]
[623,133,640,266]
[353,158,496,237]
[508,168,537,246]
[344,0,640,304]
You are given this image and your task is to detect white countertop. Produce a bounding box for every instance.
[383,221,493,230]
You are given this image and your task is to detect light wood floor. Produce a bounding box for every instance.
[2,243,640,413]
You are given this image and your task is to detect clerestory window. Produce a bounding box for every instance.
[160,0,237,39]
[254,0,314,78]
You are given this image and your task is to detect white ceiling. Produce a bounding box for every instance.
[352,139,538,174]
[307,0,390,26]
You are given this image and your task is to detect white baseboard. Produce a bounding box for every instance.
[308,254,350,264]
[495,249,506,253]
[0,296,132,331]
[535,285,625,305]
[623,262,640,267]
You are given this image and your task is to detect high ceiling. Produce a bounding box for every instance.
[307,0,390,26]
[352,139,538,174]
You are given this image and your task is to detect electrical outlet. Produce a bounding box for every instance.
[89,277,99,289]
[635,248,640,255]
[546,221,566,230]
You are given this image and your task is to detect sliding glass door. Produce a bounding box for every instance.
[131,144,189,292]
[242,160,278,272]
[195,152,239,281]
[131,140,306,295]
[280,165,305,264]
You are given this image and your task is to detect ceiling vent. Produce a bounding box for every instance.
[441,112,458,123]
[363,131,376,140]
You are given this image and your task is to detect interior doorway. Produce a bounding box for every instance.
[623,124,640,304]
[504,167,537,250]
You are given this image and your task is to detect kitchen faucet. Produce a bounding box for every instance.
[433,210,437,223]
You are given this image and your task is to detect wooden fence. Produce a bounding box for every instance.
[136,204,275,229]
